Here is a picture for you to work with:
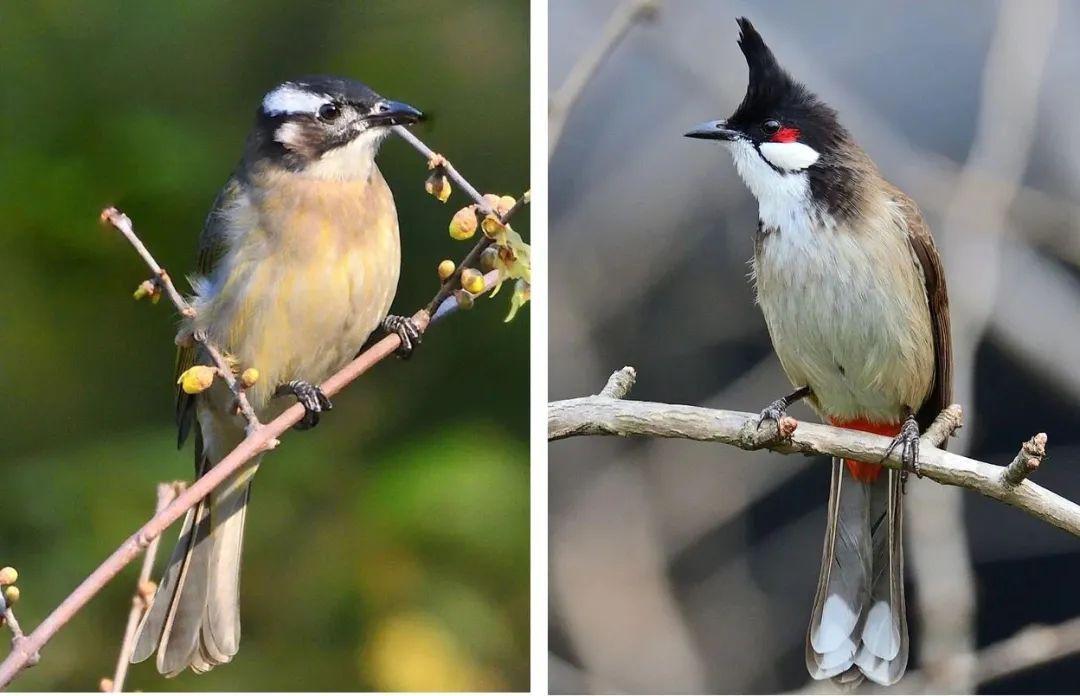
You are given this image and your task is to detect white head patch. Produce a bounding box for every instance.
[758,141,820,171]
[262,83,331,116]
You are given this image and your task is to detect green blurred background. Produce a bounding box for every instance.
[0,0,529,691]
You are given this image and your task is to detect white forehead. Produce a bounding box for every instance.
[262,84,331,116]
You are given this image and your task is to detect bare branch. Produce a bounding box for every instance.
[549,369,1080,538]
[599,366,637,399]
[101,208,262,435]
[1002,432,1047,487]
[2,607,37,671]
[107,482,181,693]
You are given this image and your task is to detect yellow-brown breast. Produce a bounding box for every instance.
[193,165,400,413]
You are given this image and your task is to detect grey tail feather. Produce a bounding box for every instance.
[806,460,908,686]
[131,428,255,676]
[854,468,908,685]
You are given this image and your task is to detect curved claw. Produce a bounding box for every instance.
[278,380,332,431]
[883,415,922,477]
[757,398,789,430]
[383,314,423,359]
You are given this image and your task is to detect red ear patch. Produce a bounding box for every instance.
[772,127,800,143]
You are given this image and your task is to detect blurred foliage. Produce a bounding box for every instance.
[0,0,529,691]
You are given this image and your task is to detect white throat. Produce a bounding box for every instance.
[726,139,816,232]
[307,129,387,181]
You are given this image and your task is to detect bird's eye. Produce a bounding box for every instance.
[762,119,781,135]
[317,103,341,122]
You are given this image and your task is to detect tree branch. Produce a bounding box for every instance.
[549,369,1080,538]
[103,482,181,693]
[0,129,527,689]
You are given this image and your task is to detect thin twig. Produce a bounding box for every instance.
[1002,432,1047,487]
[390,126,529,318]
[598,366,637,399]
[101,208,262,435]
[107,482,181,692]
[2,607,37,671]
[549,369,1080,538]
[549,0,660,156]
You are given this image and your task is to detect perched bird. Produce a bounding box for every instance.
[686,19,951,687]
[131,76,423,676]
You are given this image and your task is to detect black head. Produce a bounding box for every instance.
[685,19,870,219]
[684,18,848,164]
[248,75,423,176]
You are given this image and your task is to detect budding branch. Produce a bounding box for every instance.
[549,367,1080,538]
[0,129,527,689]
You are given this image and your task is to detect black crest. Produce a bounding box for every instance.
[735,17,799,112]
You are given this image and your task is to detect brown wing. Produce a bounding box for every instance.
[894,191,952,432]
[175,176,243,449]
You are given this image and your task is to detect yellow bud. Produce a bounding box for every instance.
[240,368,260,388]
[479,247,499,272]
[437,259,456,281]
[424,170,451,203]
[4,586,19,605]
[132,279,157,302]
[99,677,114,692]
[177,365,216,395]
[482,193,501,210]
[481,215,505,238]
[460,268,485,295]
[0,567,16,586]
[449,206,478,240]
[453,289,475,310]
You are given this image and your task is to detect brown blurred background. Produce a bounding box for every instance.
[0,0,529,691]
[549,0,1080,693]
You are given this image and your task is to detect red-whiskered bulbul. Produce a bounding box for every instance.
[685,18,952,687]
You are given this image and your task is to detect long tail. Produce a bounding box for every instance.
[131,428,258,676]
[806,448,908,686]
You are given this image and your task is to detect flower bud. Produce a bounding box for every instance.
[437,259,456,281]
[0,567,16,586]
[449,206,478,240]
[424,170,451,203]
[178,365,216,395]
[453,289,475,310]
[460,268,485,295]
[240,368,260,388]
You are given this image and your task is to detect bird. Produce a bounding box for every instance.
[130,75,423,676]
[685,18,951,687]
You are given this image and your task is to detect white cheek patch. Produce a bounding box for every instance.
[759,141,820,171]
[262,84,329,116]
[273,121,304,146]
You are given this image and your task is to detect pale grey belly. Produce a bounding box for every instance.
[753,228,934,422]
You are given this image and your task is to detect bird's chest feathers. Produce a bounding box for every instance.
[751,204,934,420]
[197,173,400,401]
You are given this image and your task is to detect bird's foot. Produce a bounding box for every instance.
[757,398,790,429]
[883,414,922,477]
[382,314,423,359]
[276,380,332,430]
[756,386,810,436]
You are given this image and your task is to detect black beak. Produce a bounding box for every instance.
[367,99,424,127]
[684,119,741,141]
